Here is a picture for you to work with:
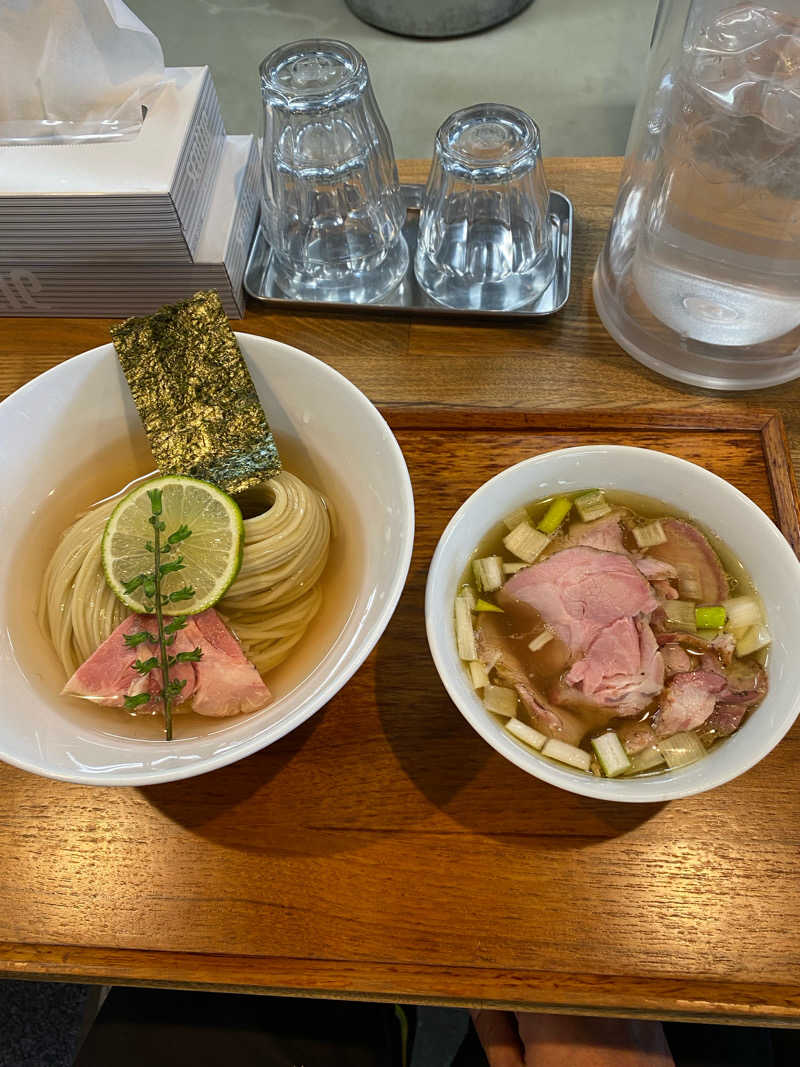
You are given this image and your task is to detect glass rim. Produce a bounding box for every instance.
[260,38,369,113]
[434,103,542,181]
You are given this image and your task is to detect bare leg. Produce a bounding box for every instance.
[472,1010,675,1067]
[471,1010,525,1067]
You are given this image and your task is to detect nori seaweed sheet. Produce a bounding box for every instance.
[111,291,281,495]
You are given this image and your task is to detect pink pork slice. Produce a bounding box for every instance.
[653,670,728,737]
[700,653,768,708]
[500,547,663,715]
[178,610,271,717]
[63,608,270,717]
[499,546,659,653]
[565,616,664,712]
[661,642,693,677]
[564,513,627,555]
[566,518,680,599]
[647,519,728,605]
[706,703,747,737]
[62,614,162,708]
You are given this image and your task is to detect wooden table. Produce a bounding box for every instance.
[2,158,800,1027]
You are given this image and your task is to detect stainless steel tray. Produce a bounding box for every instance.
[244,184,572,317]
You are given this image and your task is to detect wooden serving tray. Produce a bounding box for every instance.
[3,407,800,1026]
[392,406,800,555]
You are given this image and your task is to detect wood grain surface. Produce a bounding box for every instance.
[2,158,800,1024]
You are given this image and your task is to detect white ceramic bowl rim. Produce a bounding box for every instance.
[425,444,800,803]
[0,333,415,786]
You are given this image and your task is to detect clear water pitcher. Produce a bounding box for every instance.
[594,2,800,390]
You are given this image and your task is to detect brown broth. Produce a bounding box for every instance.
[8,431,359,743]
[462,489,767,775]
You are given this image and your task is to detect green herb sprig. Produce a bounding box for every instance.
[121,488,202,740]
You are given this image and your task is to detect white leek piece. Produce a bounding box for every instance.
[484,684,518,717]
[735,623,771,657]
[503,506,529,531]
[633,520,667,548]
[468,660,489,689]
[590,732,631,778]
[503,562,529,575]
[528,630,553,652]
[663,599,697,632]
[472,555,504,592]
[455,597,477,661]
[574,490,611,522]
[658,731,706,769]
[459,583,477,612]
[625,745,666,775]
[502,521,549,564]
[505,718,546,751]
[723,596,763,633]
[542,738,592,772]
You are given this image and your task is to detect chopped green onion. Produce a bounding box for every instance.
[454,597,477,661]
[505,718,546,751]
[590,731,631,778]
[503,506,529,531]
[632,520,667,548]
[723,596,763,633]
[657,731,706,769]
[528,630,553,652]
[541,738,593,772]
[484,684,518,717]
[468,660,490,689]
[695,605,726,630]
[459,583,477,612]
[475,598,503,613]
[502,521,549,563]
[503,561,529,575]
[663,599,697,632]
[574,490,611,522]
[676,564,702,601]
[696,629,720,641]
[472,555,504,592]
[625,745,666,775]
[735,623,771,657]
[537,497,572,534]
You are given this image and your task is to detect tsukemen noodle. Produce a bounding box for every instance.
[37,290,333,737]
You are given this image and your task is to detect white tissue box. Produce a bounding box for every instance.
[0,66,225,261]
[0,135,260,318]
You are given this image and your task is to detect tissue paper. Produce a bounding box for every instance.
[0,0,165,143]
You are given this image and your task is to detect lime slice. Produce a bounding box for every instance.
[102,475,243,615]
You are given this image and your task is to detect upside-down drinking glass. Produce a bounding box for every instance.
[259,39,408,303]
[414,103,555,311]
